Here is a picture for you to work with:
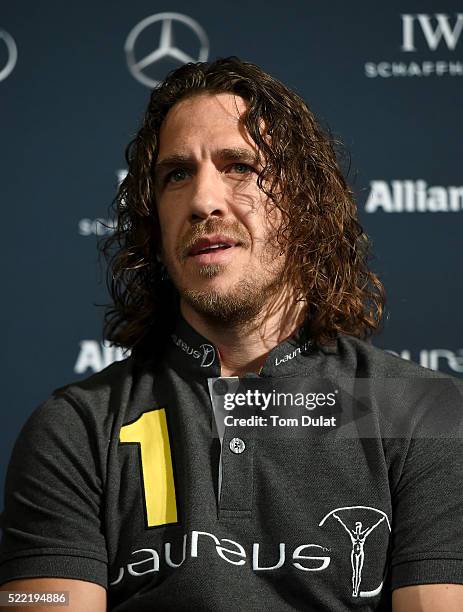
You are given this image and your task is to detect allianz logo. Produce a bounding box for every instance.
[74,340,128,374]
[386,349,463,374]
[364,180,462,213]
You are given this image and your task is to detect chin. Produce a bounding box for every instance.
[181,283,266,326]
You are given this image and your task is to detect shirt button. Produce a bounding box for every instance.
[229,438,246,454]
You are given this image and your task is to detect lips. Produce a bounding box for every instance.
[188,235,239,256]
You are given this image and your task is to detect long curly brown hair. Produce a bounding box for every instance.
[99,56,385,353]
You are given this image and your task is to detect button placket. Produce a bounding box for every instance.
[208,376,256,519]
[219,425,255,519]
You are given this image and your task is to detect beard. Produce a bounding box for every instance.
[162,218,287,326]
[180,263,285,325]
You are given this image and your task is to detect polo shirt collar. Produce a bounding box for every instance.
[165,314,332,378]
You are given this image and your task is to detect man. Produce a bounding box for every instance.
[1,57,462,611]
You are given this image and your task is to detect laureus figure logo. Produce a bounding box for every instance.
[319,506,391,598]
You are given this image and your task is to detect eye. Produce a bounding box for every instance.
[229,163,254,176]
[165,168,190,184]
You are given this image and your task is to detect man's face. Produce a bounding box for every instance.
[154,92,287,324]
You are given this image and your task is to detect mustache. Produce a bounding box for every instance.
[176,219,251,260]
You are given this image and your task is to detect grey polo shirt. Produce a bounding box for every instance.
[1,316,463,611]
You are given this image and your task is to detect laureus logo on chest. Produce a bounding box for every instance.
[171,334,215,367]
[110,506,390,600]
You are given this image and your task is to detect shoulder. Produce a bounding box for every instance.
[23,354,157,439]
[332,336,463,424]
[53,353,138,405]
[8,354,160,485]
[333,334,461,383]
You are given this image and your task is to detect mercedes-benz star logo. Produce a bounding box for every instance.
[125,13,209,88]
[0,29,18,83]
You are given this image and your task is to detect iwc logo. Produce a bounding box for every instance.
[401,13,463,52]
[365,13,463,78]
[125,13,209,88]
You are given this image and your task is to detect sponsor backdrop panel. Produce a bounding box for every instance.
[1,1,461,495]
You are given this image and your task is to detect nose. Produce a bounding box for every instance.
[188,163,229,222]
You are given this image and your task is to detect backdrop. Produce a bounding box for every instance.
[1,0,462,496]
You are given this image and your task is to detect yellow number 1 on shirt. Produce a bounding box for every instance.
[120,409,178,528]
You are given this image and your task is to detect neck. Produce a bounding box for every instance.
[180,289,306,377]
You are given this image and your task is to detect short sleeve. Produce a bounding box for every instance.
[390,380,463,591]
[0,394,108,588]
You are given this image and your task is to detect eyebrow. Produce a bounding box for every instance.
[154,147,261,173]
